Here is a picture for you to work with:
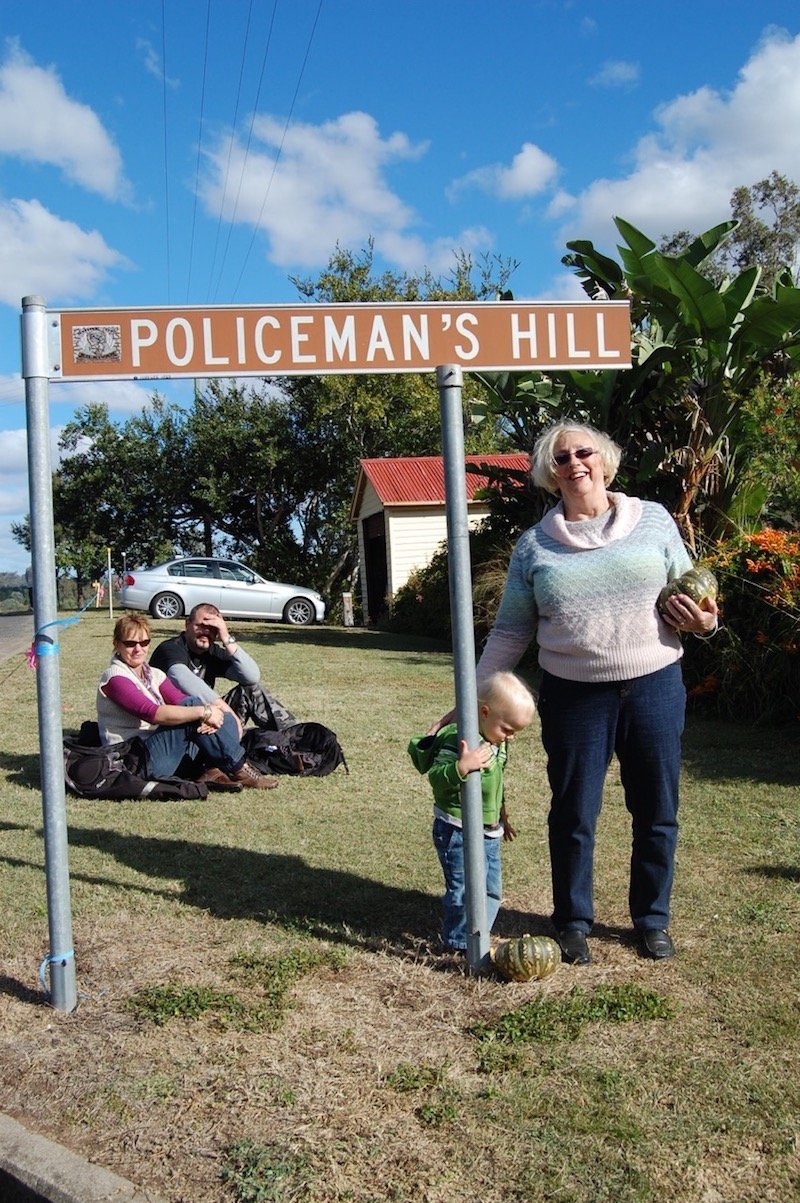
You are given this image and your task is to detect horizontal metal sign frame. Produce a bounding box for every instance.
[45,300,631,381]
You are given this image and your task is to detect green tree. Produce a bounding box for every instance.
[272,242,518,593]
[14,243,518,598]
[661,173,800,290]
[470,215,800,552]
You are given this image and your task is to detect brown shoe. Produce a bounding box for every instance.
[197,767,244,793]
[231,761,279,790]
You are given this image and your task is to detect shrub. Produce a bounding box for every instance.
[683,528,800,724]
[389,543,453,640]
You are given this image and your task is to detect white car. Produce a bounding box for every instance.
[119,557,326,625]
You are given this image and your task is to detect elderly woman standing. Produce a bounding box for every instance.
[474,420,717,964]
[97,613,277,790]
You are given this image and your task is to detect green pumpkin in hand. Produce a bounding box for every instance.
[657,566,718,619]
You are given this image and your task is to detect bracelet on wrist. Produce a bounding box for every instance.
[202,703,212,721]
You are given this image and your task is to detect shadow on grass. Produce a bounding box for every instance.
[746,863,800,882]
[210,624,452,658]
[4,823,550,963]
[0,974,48,1006]
[0,752,41,790]
[681,716,800,786]
[63,826,445,954]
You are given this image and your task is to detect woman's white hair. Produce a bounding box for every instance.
[530,419,622,495]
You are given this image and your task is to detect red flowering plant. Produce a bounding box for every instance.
[683,528,800,724]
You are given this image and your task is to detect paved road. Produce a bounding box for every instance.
[0,613,35,662]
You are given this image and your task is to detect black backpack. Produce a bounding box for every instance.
[63,723,208,801]
[242,722,347,778]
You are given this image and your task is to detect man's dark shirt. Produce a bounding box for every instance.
[150,633,230,690]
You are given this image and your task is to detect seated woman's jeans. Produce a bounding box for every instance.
[432,816,502,951]
[142,696,245,779]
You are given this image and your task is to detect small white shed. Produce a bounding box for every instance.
[350,454,530,623]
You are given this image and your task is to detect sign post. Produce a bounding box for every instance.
[22,296,77,1012]
[437,365,490,969]
[23,296,630,998]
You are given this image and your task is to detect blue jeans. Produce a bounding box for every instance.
[538,663,685,933]
[142,696,246,779]
[432,816,502,951]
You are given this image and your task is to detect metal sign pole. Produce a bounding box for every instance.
[436,364,489,973]
[21,295,77,1012]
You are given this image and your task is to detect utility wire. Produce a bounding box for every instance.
[210,0,279,302]
[160,0,172,303]
[229,0,324,302]
[203,0,256,302]
[185,0,213,302]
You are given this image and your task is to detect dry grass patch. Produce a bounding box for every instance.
[0,612,798,1202]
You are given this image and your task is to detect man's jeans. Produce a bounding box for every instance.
[142,696,245,779]
[432,816,502,951]
[538,663,685,933]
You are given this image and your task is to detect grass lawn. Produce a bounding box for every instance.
[0,610,798,1203]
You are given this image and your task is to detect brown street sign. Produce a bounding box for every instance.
[47,300,631,381]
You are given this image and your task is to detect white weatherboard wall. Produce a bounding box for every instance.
[354,477,491,618]
[386,506,490,596]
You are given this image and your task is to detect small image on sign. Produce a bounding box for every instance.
[73,325,122,363]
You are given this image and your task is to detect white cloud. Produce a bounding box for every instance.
[49,378,157,416]
[136,38,179,89]
[0,523,30,571]
[0,41,132,201]
[589,60,640,89]
[449,143,559,202]
[0,197,129,305]
[378,225,496,276]
[557,29,800,252]
[201,110,430,268]
[0,428,35,477]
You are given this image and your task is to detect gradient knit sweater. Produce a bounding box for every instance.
[477,493,693,684]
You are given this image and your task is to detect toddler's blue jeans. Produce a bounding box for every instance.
[433,816,502,951]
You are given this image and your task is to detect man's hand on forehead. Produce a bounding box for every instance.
[193,609,223,633]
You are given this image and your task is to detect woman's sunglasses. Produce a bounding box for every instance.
[120,638,151,648]
[553,447,597,466]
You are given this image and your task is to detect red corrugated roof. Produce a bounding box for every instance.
[354,454,530,512]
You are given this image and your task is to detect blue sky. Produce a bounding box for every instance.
[3,0,800,571]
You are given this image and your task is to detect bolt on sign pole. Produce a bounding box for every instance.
[21,296,77,1013]
[437,364,489,974]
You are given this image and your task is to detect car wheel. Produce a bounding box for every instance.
[151,592,184,620]
[283,596,315,626]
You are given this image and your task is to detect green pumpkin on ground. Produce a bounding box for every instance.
[490,935,560,982]
[657,566,718,618]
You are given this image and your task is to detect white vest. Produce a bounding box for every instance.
[96,657,169,744]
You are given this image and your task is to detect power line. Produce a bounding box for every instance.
[203,0,258,302]
[229,0,324,302]
[185,0,213,303]
[210,0,280,302]
[160,0,172,303]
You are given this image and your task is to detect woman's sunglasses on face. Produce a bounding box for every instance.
[120,638,151,648]
[553,447,597,467]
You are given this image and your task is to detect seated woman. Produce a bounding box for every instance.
[97,613,277,790]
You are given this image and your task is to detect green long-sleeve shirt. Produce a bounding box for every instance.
[424,723,508,827]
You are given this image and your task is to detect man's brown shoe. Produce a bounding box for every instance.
[231,761,279,790]
[197,767,244,793]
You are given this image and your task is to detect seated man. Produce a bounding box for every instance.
[150,602,296,732]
